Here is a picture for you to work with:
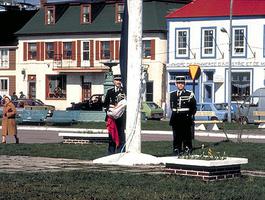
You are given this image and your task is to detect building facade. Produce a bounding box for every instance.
[166,0,265,116]
[15,0,189,110]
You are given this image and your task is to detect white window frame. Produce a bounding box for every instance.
[175,28,190,59]
[81,4,91,24]
[46,7,55,25]
[116,3,124,23]
[0,78,8,96]
[201,28,216,58]
[82,41,90,61]
[232,26,247,57]
[0,49,9,68]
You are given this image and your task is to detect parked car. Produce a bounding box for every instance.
[0,98,55,118]
[66,94,104,111]
[236,87,265,124]
[196,102,235,121]
[141,101,164,120]
[14,98,55,116]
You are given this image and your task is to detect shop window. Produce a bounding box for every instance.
[46,75,66,99]
[231,72,250,101]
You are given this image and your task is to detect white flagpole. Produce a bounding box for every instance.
[125,0,143,153]
[93,0,159,165]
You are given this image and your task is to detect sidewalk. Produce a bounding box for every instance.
[15,125,265,138]
[0,155,165,174]
[1,125,265,143]
[1,155,265,178]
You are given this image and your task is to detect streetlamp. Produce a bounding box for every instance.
[220,0,233,123]
[101,60,119,95]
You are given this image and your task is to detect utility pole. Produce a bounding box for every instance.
[227,0,233,123]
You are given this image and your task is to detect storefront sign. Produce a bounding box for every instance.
[167,61,265,68]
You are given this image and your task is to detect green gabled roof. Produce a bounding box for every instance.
[16,1,186,36]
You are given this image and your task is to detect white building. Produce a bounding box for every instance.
[166,0,265,116]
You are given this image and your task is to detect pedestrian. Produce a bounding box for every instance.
[1,95,19,144]
[104,74,126,154]
[169,76,197,156]
[19,91,26,99]
[11,92,18,101]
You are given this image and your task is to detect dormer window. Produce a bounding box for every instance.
[115,3,124,23]
[81,4,91,24]
[45,6,55,25]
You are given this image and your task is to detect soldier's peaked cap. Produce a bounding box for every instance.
[113,74,122,80]
[175,76,185,83]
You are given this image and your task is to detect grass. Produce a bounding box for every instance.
[1,171,265,200]
[1,141,265,199]
[1,141,265,171]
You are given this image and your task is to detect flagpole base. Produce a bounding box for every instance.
[93,152,161,166]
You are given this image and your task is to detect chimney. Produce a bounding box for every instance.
[40,0,47,8]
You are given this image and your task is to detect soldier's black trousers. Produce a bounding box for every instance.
[108,115,126,154]
[172,124,192,152]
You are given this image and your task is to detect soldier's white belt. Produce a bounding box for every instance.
[172,108,190,112]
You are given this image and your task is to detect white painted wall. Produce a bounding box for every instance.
[168,17,265,104]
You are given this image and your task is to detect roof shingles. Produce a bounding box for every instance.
[17,1,187,36]
[166,0,265,19]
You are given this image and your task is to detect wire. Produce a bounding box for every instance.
[119,64,145,154]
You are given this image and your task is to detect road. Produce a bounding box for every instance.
[2,127,265,144]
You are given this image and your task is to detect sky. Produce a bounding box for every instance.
[16,0,39,5]
[16,0,87,5]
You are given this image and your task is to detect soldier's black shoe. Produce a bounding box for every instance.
[173,149,183,156]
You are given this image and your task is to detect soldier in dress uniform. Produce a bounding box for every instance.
[169,76,197,155]
[104,74,126,154]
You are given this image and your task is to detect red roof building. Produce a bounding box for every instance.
[166,0,265,19]
[165,0,265,114]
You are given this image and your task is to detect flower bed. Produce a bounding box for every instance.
[161,156,248,181]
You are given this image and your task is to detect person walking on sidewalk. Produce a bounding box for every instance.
[1,95,19,144]
[169,76,196,155]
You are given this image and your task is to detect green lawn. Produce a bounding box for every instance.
[1,141,265,199]
[0,171,265,200]
[0,141,265,171]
